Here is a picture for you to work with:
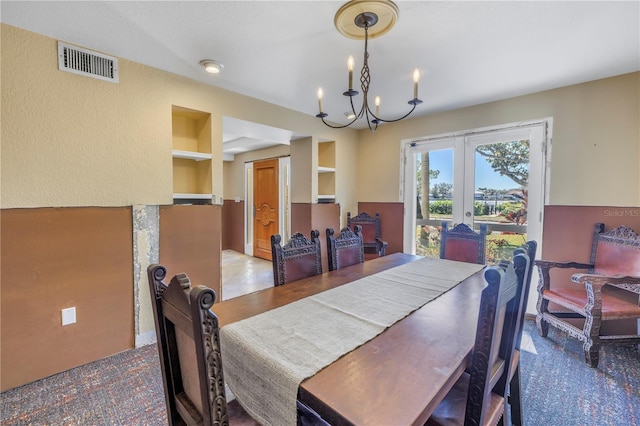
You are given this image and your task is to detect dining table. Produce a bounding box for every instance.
[211,253,487,426]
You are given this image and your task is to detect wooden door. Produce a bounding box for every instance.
[253,159,279,260]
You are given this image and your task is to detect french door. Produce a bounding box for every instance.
[402,121,549,265]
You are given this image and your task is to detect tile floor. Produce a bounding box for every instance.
[221,249,274,300]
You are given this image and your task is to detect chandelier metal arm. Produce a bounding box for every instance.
[318,116,358,129]
[318,94,367,129]
[316,3,422,131]
[368,101,418,123]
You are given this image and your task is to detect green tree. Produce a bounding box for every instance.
[433,182,452,199]
[476,140,529,187]
[417,154,440,219]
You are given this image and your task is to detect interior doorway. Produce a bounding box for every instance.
[252,158,279,260]
[244,157,291,259]
[402,120,551,266]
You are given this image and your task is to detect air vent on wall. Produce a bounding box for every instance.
[57,41,119,83]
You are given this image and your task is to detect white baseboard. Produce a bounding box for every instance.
[136,330,157,348]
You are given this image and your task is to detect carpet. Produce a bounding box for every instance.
[1,319,639,425]
[1,344,166,425]
[519,319,640,426]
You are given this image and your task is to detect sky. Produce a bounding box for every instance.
[426,149,522,191]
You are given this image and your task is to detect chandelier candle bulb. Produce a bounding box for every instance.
[413,69,420,99]
[348,56,354,90]
[317,88,324,113]
[375,96,380,115]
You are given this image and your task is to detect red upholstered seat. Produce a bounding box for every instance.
[544,286,640,319]
[535,223,640,368]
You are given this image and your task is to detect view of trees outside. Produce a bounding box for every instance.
[416,140,530,264]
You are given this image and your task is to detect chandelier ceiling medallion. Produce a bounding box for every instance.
[316,0,422,132]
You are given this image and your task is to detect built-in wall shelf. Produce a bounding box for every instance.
[318,166,335,173]
[172,150,212,161]
[172,106,213,204]
[173,193,213,200]
[318,141,336,202]
[318,195,336,204]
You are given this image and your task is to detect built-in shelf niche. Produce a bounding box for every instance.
[172,106,213,203]
[318,141,336,202]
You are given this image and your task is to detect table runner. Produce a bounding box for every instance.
[220,257,484,426]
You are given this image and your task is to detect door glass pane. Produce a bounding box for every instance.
[473,140,530,264]
[416,148,454,258]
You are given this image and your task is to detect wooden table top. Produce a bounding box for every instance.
[211,253,486,425]
[212,253,423,327]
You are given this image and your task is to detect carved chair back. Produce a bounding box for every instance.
[503,242,536,425]
[511,240,538,349]
[468,252,529,425]
[590,223,640,284]
[147,264,228,426]
[427,252,529,425]
[326,226,364,272]
[347,212,388,257]
[439,222,488,264]
[271,230,322,286]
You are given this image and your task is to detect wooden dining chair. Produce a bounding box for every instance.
[347,212,388,258]
[427,251,530,426]
[147,264,258,426]
[271,230,322,286]
[507,240,537,426]
[440,222,488,264]
[326,226,364,271]
[535,223,640,368]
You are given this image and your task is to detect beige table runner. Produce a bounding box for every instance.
[220,258,484,426]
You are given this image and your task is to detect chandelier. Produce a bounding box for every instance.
[316,0,422,132]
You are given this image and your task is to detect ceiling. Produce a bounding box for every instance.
[2,1,639,156]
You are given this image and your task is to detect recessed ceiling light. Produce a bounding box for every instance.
[199,59,224,74]
[344,112,356,120]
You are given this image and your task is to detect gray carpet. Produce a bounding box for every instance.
[1,319,639,425]
[519,320,640,425]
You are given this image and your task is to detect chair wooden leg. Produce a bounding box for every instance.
[536,293,549,337]
[536,314,548,337]
[584,342,600,368]
[509,364,523,426]
[583,281,602,368]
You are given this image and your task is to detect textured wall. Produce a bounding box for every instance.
[0,24,358,209]
[1,25,171,207]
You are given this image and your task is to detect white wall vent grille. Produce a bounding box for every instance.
[57,42,119,83]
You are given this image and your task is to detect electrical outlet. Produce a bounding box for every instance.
[61,307,76,326]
